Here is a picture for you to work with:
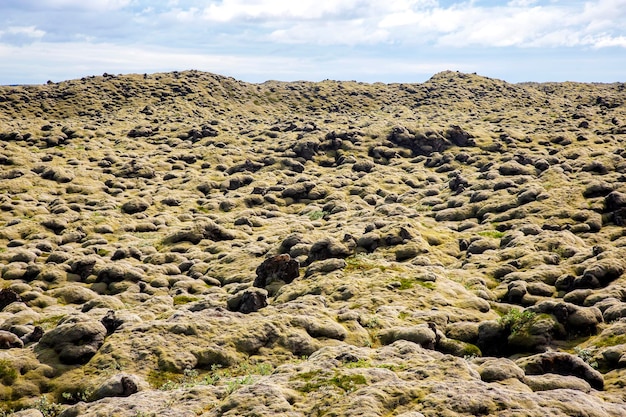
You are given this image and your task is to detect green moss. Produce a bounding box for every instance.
[345,255,379,272]
[344,359,372,369]
[34,315,66,331]
[173,295,199,305]
[0,360,17,385]
[398,278,414,290]
[461,343,482,357]
[328,374,366,392]
[478,230,504,239]
[296,370,322,382]
[345,254,403,274]
[147,369,181,389]
[297,371,367,393]
[417,281,436,290]
[343,359,400,371]
[593,334,626,348]
[308,210,328,221]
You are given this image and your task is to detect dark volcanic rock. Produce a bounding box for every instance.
[516,351,604,390]
[162,220,238,244]
[305,237,352,265]
[254,254,300,288]
[91,373,143,401]
[101,310,124,335]
[0,330,24,349]
[38,321,107,364]
[604,191,626,211]
[444,125,475,147]
[20,326,43,345]
[575,260,624,289]
[387,125,450,156]
[227,288,268,314]
[121,198,150,214]
[0,288,21,311]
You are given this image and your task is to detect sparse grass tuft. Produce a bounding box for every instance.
[0,359,17,385]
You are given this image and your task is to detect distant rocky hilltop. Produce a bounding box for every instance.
[1,70,626,416]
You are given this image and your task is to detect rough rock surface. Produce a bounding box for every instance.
[1,70,626,415]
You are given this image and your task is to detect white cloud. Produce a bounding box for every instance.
[3,26,46,38]
[269,20,389,45]
[377,1,626,49]
[30,0,131,11]
[201,0,358,22]
[587,34,626,48]
[0,26,46,46]
[199,0,438,22]
[507,0,539,6]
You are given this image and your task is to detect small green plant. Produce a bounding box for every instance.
[499,308,537,335]
[61,387,93,403]
[33,395,63,417]
[203,372,221,385]
[181,367,199,387]
[159,380,178,391]
[574,347,598,369]
[151,361,272,392]
[157,368,199,391]
[254,362,273,376]
[225,375,254,394]
[0,359,17,385]
[364,316,381,329]
[0,407,14,417]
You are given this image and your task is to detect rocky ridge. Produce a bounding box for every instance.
[1,70,626,416]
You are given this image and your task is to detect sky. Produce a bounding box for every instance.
[0,0,625,85]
